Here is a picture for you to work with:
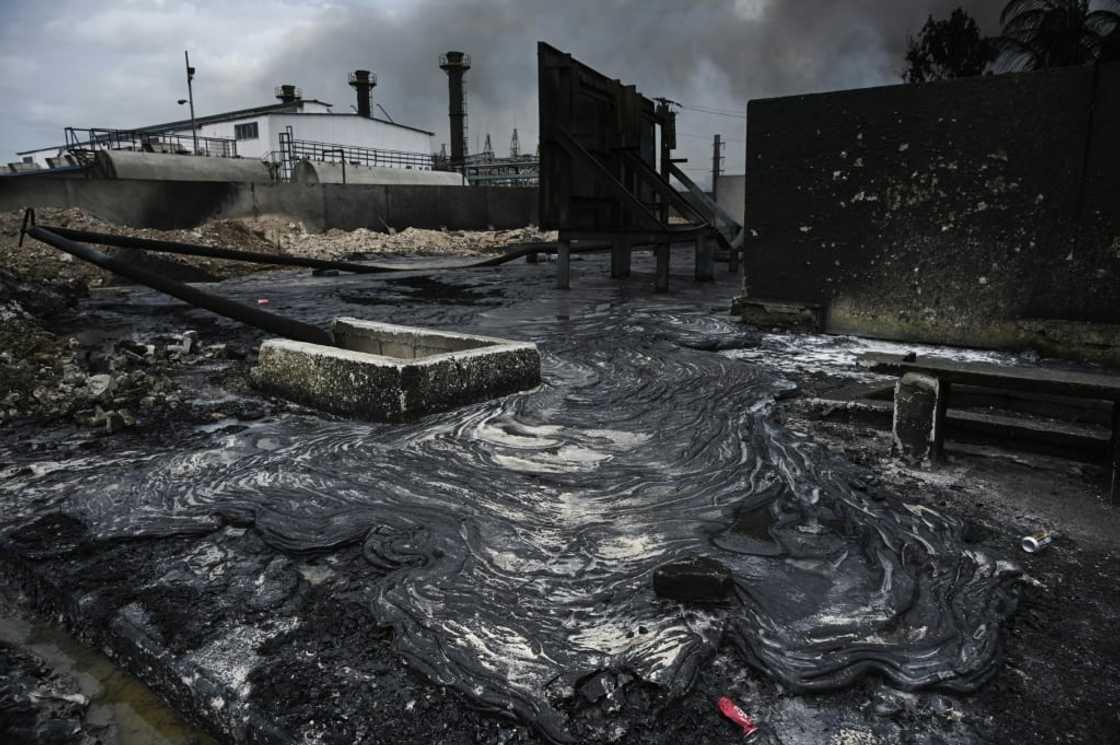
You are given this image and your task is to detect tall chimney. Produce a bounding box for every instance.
[439,51,471,165]
[349,69,376,118]
[275,84,302,104]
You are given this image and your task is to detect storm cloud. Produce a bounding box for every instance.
[0,0,1002,184]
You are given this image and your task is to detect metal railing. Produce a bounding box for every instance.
[433,151,539,187]
[63,127,238,160]
[272,132,438,181]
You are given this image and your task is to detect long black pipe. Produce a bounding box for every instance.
[33,224,610,271]
[39,225,397,274]
[27,226,335,347]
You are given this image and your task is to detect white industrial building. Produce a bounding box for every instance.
[157,83,435,160]
[16,73,436,170]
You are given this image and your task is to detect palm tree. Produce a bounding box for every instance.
[995,0,1120,71]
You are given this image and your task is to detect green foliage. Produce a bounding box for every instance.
[904,8,996,83]
[995,0,1120,71]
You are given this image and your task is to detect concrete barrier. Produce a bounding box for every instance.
[251,318,541,421]
[0,176,538,231]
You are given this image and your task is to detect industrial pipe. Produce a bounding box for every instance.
[26,226,335,347]
[38,225,396,274]
[33,223,609,271]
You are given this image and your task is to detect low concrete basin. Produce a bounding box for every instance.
[252,318,541,421]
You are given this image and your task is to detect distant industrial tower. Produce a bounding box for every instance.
[510,128,520,158]
[439,51,471,165]
[482,133,493,159]
[348,69,376,118]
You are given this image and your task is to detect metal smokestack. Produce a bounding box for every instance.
[349,69,376,118]
[439,51,471,165]
[275,84,301,104]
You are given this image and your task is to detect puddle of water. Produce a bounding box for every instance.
[0,599,218,745]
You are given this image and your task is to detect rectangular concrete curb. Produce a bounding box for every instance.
[251,318,541,421]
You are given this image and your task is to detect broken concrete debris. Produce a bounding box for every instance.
[652,556,734,604]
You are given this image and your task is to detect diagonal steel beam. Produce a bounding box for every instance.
[554,127,664,231]
[668,161,742,236]
[615,148,706,224]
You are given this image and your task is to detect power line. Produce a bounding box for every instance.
[677,103,747,119]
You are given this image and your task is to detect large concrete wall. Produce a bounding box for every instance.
[0,176,538,232]
[741,63,1120,365]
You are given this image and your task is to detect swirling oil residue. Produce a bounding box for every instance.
[0,272,1022,743]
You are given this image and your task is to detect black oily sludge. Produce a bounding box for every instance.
[0,287,1021,743]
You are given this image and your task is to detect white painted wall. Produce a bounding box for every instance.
[174,116,272,159]
[269,114,433,154]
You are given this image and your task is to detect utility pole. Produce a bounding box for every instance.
[184,50,198,155]
[711,133,724,200]
[654,98,679,293]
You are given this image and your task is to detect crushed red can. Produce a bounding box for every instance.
[718,696,759,737]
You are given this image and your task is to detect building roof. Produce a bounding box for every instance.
[133,99,334,133]
[266,112,435,136]
[138,100,435,136]
[18,98,434,155]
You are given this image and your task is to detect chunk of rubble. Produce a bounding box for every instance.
[653,556,734,603]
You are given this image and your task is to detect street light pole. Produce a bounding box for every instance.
[184,50,198,155]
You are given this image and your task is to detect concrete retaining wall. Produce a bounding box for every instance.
[741,63,1120,365]
[0,176,538,231]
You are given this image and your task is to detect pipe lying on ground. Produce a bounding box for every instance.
[26,226,335,347]
[34,225,598,273]
[38,225,405,274]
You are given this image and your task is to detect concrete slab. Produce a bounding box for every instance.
[251,318,540,421]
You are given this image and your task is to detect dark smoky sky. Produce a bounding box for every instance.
[0,0,1003,185]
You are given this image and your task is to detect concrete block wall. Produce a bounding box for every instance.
[0,176,538,232]
[741,63,1120,365]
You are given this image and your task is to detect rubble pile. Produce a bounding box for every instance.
[0,208,555,288]
[0,208,276,287]
[0,267,244,428]
[304,224,556,258]
[0,328,217,429]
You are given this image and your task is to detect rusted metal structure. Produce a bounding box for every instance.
[537,42,740,292]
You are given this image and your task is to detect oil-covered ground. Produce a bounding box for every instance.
[2,250,1118,745]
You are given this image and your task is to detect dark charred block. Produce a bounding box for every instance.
[892,372,940,463]
[652,556,733,603]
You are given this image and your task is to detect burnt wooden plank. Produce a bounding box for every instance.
[858,352,1120,400]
